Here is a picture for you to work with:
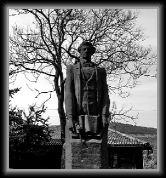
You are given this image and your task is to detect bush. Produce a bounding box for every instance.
[143,154,157,169]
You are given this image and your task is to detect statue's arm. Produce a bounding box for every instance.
[65,65,76,131]
[101,68,110,127]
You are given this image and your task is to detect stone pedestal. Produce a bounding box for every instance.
[62,125,109,169]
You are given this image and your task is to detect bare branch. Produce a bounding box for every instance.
[110,102,139,125]
[34,88,54,98]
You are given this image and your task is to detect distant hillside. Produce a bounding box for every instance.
[109,122,157,135]
[49,123,157,135]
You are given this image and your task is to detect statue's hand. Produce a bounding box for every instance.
[102,115,109,128]
[75,123,81,134]
[67,117,79,132]
[67,117,74,131]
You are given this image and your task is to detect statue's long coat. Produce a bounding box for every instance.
[65,62,110,127]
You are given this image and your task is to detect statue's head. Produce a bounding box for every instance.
[78,41,96,58]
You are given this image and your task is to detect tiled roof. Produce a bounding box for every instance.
[47,126,151,148]
[107,129,149,147]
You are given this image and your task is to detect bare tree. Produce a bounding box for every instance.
[9,9,157,139]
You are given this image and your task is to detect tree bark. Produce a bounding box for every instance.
[54,76,66,141]
[57,95,66,141]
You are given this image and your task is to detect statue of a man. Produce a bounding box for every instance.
[65,41,110,139]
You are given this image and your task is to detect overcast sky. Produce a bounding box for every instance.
[9,8,158,128]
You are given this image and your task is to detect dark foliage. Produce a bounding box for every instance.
[9,143,62,169]
[9,88,21,98]
[9,88,54,169]
[9,88,24,136]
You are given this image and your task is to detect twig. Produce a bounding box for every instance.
[35,89,54,98]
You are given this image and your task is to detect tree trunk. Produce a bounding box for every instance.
[57,95,66,141]
[54,73,66,141]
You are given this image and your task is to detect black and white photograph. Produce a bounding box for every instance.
[8,6,159,173]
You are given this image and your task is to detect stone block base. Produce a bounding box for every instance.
[62,127,109,169]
